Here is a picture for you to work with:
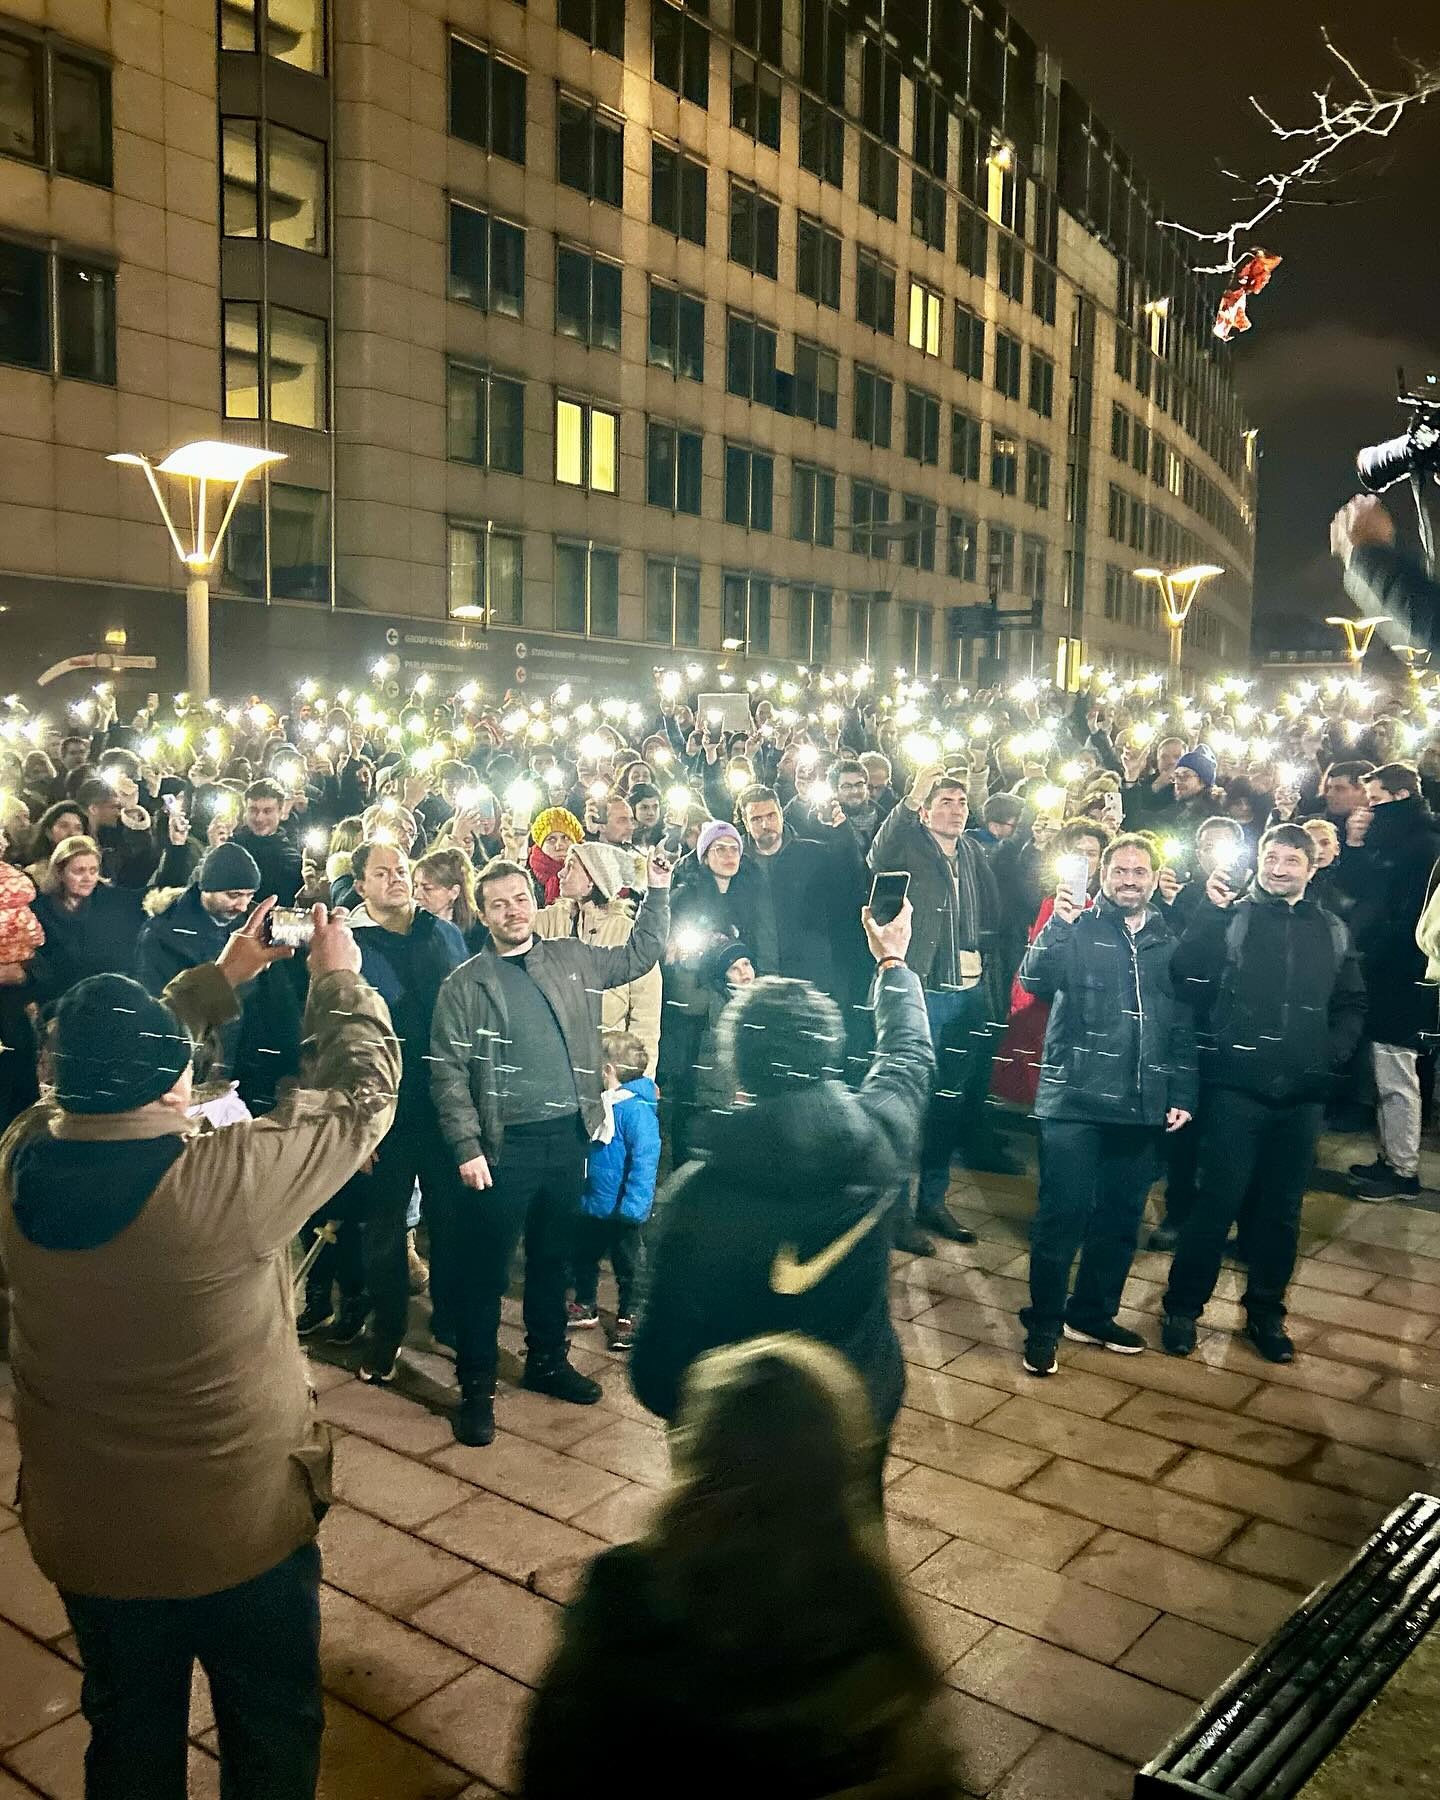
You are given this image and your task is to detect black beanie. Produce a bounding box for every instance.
[52,974,195,1115]
[198,842,262,892]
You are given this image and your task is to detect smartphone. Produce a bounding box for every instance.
[1056,854,1089,910]
[868,870,910,926]
[264,907,316,949]
[662,824,685,858]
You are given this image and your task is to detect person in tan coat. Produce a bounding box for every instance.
[0,898,399,1800]
[532,840,661,1074]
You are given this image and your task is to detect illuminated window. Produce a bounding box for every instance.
[907,279,941,358]
[555,396,619,493]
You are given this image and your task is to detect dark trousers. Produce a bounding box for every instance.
[343,1117,465,1358]
[571,1214,645,1316]
[61,1542,323,1800]
[916,986,991,1216]
[1026,1120,1160,1337]
[300,1188,365,1306]
[450,1116,587,1393]
[1164,1089,1323,1331]
[1160,1113,1200,1231]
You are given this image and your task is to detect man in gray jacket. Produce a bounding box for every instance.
[430,851,671,1447]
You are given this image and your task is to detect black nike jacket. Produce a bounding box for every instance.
[631,963,933,1434]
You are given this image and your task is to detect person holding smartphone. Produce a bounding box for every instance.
[1017,834,1196,1378]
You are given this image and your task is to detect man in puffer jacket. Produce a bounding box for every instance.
[568,1030,661,1351]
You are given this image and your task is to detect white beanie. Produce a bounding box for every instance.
[574,840,627,900]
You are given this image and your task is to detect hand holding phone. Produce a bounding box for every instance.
[867,870,910,926]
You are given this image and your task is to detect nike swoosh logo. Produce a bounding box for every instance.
[769,1198,892,1297]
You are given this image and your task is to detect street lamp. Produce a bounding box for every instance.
[1324,614,1389,668]
[109,440,286,697]
[1134,563,1225,675]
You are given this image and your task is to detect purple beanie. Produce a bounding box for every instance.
[696,820,743,864]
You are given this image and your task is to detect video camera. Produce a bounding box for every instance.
[1357,370,1440,494]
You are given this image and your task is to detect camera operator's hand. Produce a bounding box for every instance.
[217,897,295,986]
[862,897,912,964]
[1330,495,1395,564]
[308,904,363,978]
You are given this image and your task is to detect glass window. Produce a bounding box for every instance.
[1022,533,1047,604]
[904,387,939,466]
[653,0,708,107]
[721,571,770,653]
[267,0,324,72]
[221,120,260,238]
[990,431,1018,497]
[559,0,624,56]
[555,541,620,636]
[646,558,701,646]
[447,362,523,473]
[448,203,524,318]
[648,282,704,383]
[852,364,891,449]
[858,138,897,220]
[646,421,702,515]
[791,462,835,546]
[0,33,41,164]
[557,96,623,206]
[907,280,941,357]
[449,37,526,164]
[1028,350,1055,418]
[447,525,524,625]
[850,479,890,557]
[953,302,984,379]
[270,484,329,601]
[796,215,840,310]
[53,52,111,186]
[994,329,1022,400]
[723,444,772,531]
[268,307,326,428]
[222,490,266,595]
[267,126,325,253]
[910,171,945,252]
[725,311,776,405]
[222,301,261,419]
[554,540,586,632]
[856,248,894,335]
[730,49,780,148]
[798,95,844,186]
[556,245,621,352]
[988,524,1015,594]
[0,238,48,371]
[847,594,873,660]
[901,497,936,571]
[555,397,619,493]
[997,234,1025,302]
[222,0,258,51]
[1024,442,1051,510]
[650,140,707,246]
[950,409,980,481]
[793,339,837,428]
[729,180,778,278]
[57,257,115,384]
[789,587,832,662]
[947,511,977,581]
[956,205,988,278]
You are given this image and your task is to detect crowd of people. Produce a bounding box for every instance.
[3,644,1440,1794]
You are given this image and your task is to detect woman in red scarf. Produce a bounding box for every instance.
[528,808,584,904]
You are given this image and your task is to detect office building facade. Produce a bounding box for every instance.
[0,0,1256,693]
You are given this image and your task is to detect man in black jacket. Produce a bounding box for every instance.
[1018,834,1196,1378]
[868,765,1005,1250]
[632,896,932,1504]
[737,785,864,999]
[1163,825,1368,1362]
[1329,763,1440,1200]
[232,779,304,905]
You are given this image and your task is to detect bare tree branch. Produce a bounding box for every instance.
[1162,29,1440,274]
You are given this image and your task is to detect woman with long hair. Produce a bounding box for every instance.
[522,1335,954,1799]
[24,801,86,886]
[413,846,481,947]
[29,835,145,1007]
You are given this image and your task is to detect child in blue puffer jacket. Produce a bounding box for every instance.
[568,1030,661,1351]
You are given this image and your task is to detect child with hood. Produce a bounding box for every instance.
[568,1030,661,1350]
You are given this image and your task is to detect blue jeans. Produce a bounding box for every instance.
[1026,1120,1160,1337]
[916,986,991,1216]
[62,1542,323,1800]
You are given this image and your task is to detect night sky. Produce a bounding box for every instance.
[1009,0,1440,637]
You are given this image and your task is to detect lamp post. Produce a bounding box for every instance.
[1324,614,1389,669]
[108,440,286,698]
[1134,562,1225,676]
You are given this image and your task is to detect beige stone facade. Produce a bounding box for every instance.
[0,0,1256,690]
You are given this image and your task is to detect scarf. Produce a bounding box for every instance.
[528,842,566,906]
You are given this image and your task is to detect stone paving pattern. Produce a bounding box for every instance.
[3,1136,1440,1798]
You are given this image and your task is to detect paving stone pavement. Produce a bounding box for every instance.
[3,1131,1440,1799]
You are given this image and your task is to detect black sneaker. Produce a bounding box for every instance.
[1244,1320,1295,1364]
[567,1301,601,1329]
[359,1345,399,1385]
[523,1355,603,1405]
[894,1223,936,1257]
[452,1388,495,1447]
[328,1297,369,1346]
[610,1315,636,1351]
[1348,1156,1388,1180]
[1146,1224,1180,1253]
[1350,1164,1421,1203]
[1161,1315,1197,1357]
[1022,1331,1059,1377]
[296,1296,336,1337]
[917,1209,978,1246]
[1063,1320,1146,1355]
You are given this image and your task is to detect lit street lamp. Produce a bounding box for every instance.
[1324,614,1389,668]
[1134,562,1225,675]
[108,440,286,697]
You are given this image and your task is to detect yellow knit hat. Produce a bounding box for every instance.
[531,806,583,848]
